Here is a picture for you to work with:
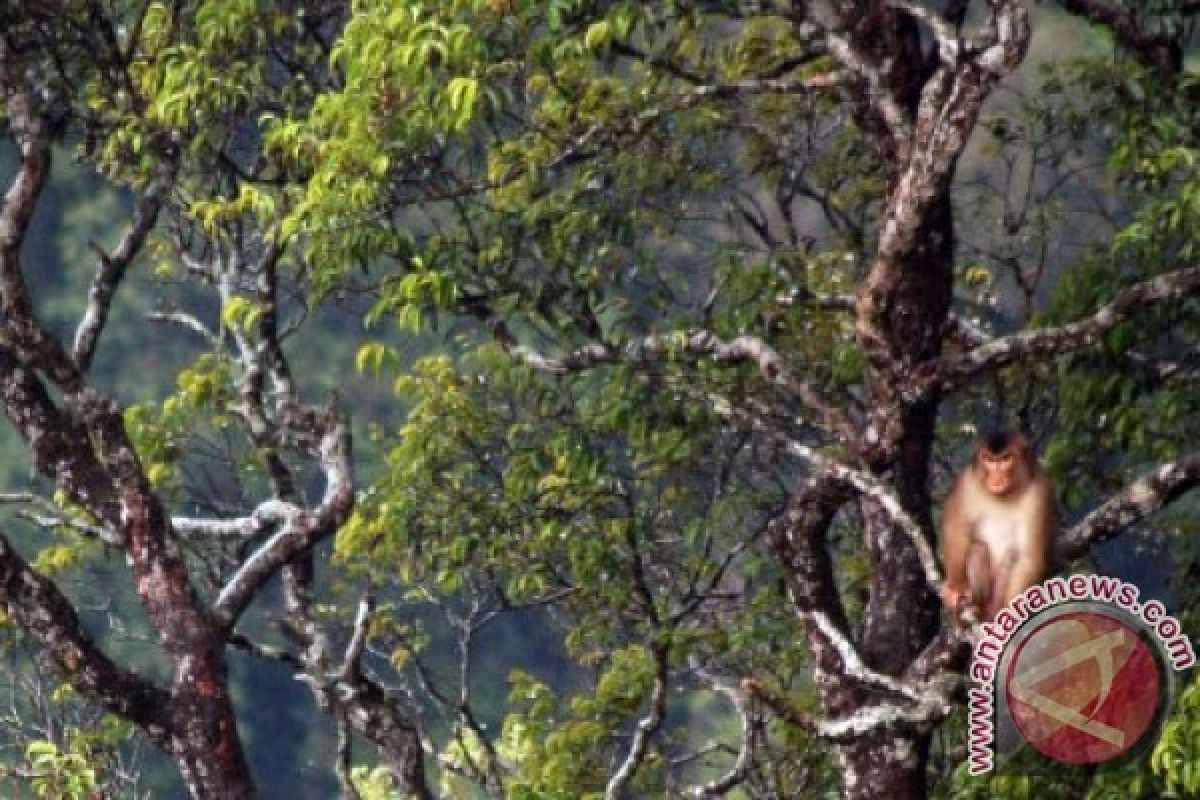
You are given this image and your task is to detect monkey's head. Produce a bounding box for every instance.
[975,430,1031,496]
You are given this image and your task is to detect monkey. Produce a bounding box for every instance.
[939,431,1056,623]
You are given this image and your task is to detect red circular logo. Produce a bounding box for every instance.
[1004,611,1161,764]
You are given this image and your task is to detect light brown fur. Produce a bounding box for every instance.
[940,432,1055,622]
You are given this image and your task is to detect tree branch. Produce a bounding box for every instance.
[197,233,432,798]
[512,329,856,439]
[0,37,85,392]
[0,345,122,526]
[171,499,300,540]
[917,266,1200,397]
[743,674,953,743]
[717,403,943,596]
[145,310,220,346]
[0,491,119,544]
[686,664,754,798]
[1059,0,1182,73]
[74,175,171,371]
[0,528,172,747]
[605,645,669,800]
[1057,451,1200,563]
[211,410,353,628]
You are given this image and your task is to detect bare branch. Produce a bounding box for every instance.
[74,175,171,371]
[0,491,119,544]
[776,287,856,312]
[688,73,844,97]
[0,38,86,391]
[1057,451,1200,564]
[197,231,432,798]
[804,609,926,704]
[606,645,669,800]
[332,599,373,800]
[340,597,373,682]
[686,666,753,798]
[762,433,943,594]
[744,675,954,743]
[145,310,220,345]
[172,500,300,540]
[0,83,49,259]
[211,411,353,628]
[513,329,855,439]
[920,266,1200,396]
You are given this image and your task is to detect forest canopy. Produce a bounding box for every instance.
[0,1,1198,799]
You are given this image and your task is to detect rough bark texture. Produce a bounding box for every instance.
[0,3,1197,798]
[794,3,1030,796]
[0,9,438,795]
[846,151,954,800]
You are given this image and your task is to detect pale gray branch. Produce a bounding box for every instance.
[74,177,169,371]
[145,310,220,346]
[921,266,1200,396]
[211,413,353,628]
[687,664,754,798]
[1058,451,1200,564]
[340,597,373,682]
[747,674,955,743]
[606,647,669,800]
[172,499,301,540]
[513,329,855,438]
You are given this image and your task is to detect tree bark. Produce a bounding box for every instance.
[838,188,954,800]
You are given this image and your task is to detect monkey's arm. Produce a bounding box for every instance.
[1004,484,1055,604]
[939,477,972,610]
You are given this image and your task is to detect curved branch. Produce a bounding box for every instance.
[0,38,85,392]
[74,175,170,371]
[686,665,754,798]
[211,411,353,628]
[780,440,943,594]
[513,329,855,439]
[1057,451,1200,564]
[605,645,669,800]
[743,675,954,743]
[918,266,1200,397]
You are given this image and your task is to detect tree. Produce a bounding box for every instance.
[0,1,1197,799]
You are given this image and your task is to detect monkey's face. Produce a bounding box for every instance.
[981,456,1012,493]
[975,431,1032,496]
[979,451,1019,495]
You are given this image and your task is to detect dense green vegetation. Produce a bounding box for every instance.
[0,2,1198,798]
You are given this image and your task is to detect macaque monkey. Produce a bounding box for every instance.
[940,431,1056,623]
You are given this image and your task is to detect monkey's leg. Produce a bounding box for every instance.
[985,563,1013,620]
[965,541,992,620]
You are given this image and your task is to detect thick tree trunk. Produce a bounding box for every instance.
[839,191,954,799]
[168,646,256,800]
